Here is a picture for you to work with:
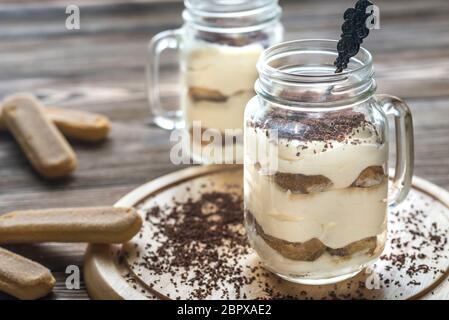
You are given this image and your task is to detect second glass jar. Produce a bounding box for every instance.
[148,0,284,163]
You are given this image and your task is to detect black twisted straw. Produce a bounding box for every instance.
[334,0,374,73]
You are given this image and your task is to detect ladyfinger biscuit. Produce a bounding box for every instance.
[327,236,377,257]
[0,247,55,300]
[248,211,326,261]
[274,172,334,194]
[45,106,110,142]
[188,87,228,102]
[352,166,386,188]
[2,94,77,178]
[1,104,111,142]
[0,207,142,244]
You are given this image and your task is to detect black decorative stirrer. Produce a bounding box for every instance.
[334,0,374,73]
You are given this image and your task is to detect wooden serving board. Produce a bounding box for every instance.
[84,165,449,300]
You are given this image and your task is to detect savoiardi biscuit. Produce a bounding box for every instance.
[45,106,110,142]
[0,99,110,142]
[1,94,77,178]
[0,207,142,244]
[0,247,55,300]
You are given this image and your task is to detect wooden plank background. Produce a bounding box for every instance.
[0,0,448,299]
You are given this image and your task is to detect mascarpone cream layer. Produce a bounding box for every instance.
[183,90,254,131]
[245,126,387,189]
[244,164,388,248]
[182,42,262,96]
[190,135,243,164]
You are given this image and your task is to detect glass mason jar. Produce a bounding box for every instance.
[147,0,283,163]
[244,40,414,284]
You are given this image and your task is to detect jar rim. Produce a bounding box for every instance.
[257,39,373,82]
[255,39,376,108]
[185,0,276,14]
[183,0,281,31]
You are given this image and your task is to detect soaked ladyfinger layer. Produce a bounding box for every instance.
[0,207,142,244]
[188,87,229,103]
[0,247,55,300]
[248,211,378,262]
[1,94,77,178]
[248,211,326,261]
[272,165,387,194]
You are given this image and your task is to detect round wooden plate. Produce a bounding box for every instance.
[85,165,449,300]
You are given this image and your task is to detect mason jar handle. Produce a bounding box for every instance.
[147,29,183,130]
[376,94,414,208]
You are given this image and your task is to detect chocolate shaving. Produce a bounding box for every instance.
[123,188,449,300]
[248,109,376,142]
[135,191,253,299]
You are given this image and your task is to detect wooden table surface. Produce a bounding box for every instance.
[0,0,448,300]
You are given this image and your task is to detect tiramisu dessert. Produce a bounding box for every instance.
[181,33,267,163]
[147,0,283,162]
[244,104,388,282]
[181,23,282,163]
